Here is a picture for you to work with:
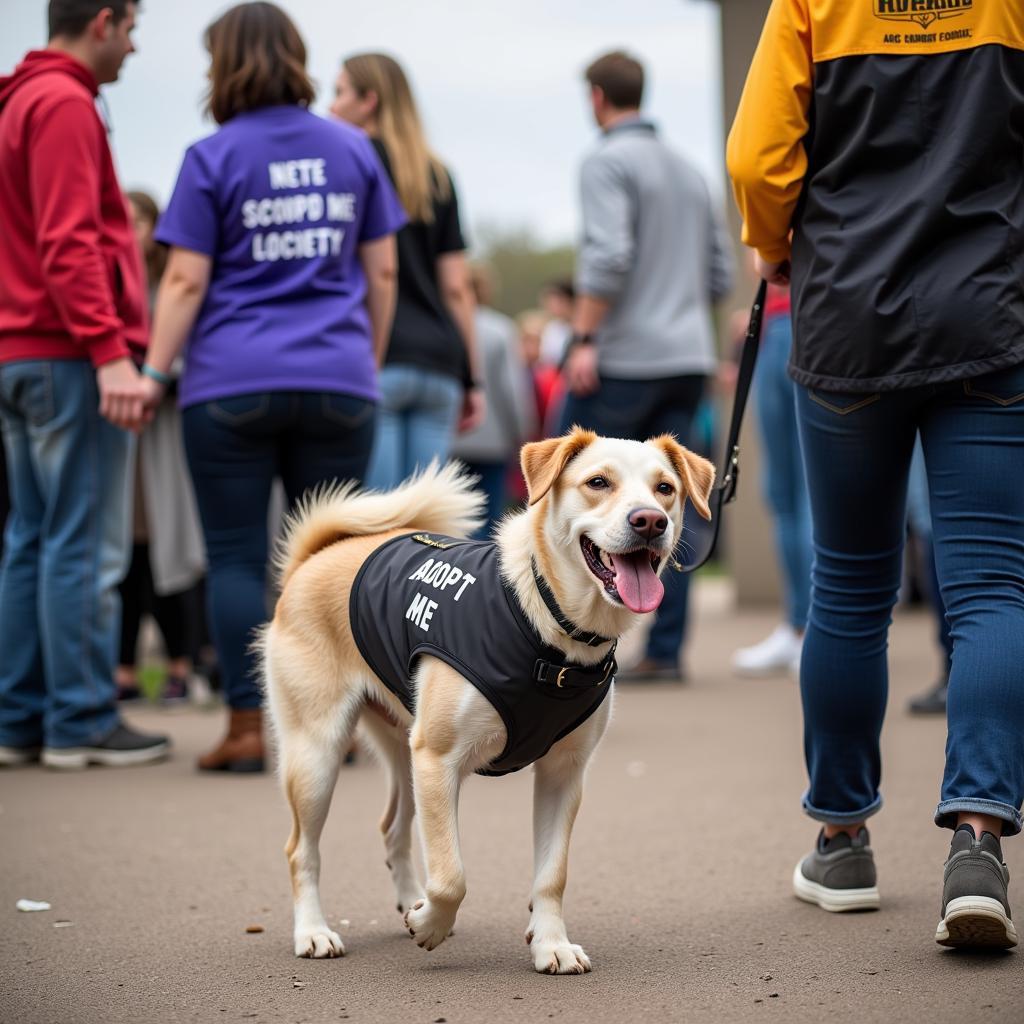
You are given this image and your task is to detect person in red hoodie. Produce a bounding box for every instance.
[0,0,168,769]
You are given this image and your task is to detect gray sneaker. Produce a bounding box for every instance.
[936,825,1018,949]
[42,723,170,770]
[793,827,880,912]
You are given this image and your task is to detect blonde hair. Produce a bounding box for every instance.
[343,53,450,224]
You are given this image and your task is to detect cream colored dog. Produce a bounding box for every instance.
[260,428,714,973]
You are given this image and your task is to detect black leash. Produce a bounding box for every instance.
[680,279,768,574]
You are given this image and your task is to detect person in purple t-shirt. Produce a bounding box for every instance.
[112,2,406,774]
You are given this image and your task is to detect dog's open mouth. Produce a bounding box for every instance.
[581,535,665,614]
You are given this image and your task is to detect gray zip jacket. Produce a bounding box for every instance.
[576,118,734,379]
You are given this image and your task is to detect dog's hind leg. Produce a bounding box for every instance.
[525,698,611,975]
[280,699,360,959]
[359,700,425,918]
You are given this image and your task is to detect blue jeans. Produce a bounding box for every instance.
[755,315,812,629]
[182,391,376,710]
[561,374,705,665]
[366,365,462,490]
[906,439,954,669]
[0,360,132,748]
[463,459,507,538]
[796,362,1024,835]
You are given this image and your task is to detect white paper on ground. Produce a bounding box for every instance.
[16,899,51,912]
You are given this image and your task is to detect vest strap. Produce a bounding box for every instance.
[530,559,616,648]
[533,651,617,690]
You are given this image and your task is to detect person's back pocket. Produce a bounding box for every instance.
[808,390,881,416]
[964,365,1024,406]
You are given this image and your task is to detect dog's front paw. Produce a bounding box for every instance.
[294,926,345,959]
[404,898,456,951]
[530,937,592,975]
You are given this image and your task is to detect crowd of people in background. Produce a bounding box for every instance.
[0,0,736,775]
[0,0,965,780]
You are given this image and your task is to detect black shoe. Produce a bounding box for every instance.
[616,658,685,684]
[160,674,190,706]
[936,824,1018,948]
[0,743,42,767]
[793,828,880,912]
[41,723,170,770]
[908,677,948,715]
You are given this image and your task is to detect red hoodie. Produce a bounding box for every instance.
[0,51,147,367]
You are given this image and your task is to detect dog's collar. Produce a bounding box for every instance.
[530,558,616,649]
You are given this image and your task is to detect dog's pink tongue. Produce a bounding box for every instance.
[609,551,664,614]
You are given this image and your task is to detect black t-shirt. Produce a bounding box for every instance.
[349,533,615,776]
[372,139,468,384]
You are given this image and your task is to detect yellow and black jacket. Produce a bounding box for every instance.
[727,1,1024,392]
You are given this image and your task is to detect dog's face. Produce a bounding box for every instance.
[520,429,715,615]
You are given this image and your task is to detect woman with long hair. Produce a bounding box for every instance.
[114,2,406,773]
[330,53,483,489]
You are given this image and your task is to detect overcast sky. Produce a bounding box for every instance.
[4,0,724,247]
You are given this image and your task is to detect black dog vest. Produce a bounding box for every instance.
[349,533,615,776]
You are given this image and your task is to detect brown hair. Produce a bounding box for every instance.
[48,0,137,40]
[126,190,167,288]
[343,53,449,224]
[204,2,315,125]
[584,51,644,109]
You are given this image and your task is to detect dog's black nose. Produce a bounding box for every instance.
[628,507,668,541]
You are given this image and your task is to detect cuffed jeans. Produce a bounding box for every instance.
[366,365,462,490]
[796,362,1024,835]
[0,360,132,748]
[182,390,375,711]
[755,314,812,630]
[561,374,705,665]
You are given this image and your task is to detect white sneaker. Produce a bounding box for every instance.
[732,624,803,678]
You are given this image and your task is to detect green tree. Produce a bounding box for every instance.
[474,224,575,317]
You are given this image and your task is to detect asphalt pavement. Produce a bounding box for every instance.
[2,585,1019,1024]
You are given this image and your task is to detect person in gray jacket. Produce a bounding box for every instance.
[562,50,734,682]
[451,265,536,533]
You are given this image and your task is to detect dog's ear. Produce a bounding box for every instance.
[651,434,716,521]
[520,427,597,506]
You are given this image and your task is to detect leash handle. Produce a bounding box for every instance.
[679,279,768,574]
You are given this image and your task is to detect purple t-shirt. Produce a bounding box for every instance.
[156,106,406,407]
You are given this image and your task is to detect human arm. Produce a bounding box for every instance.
[29,97,132,368]
[29,97,150,427]
[565,153,634,396]
[125,247,211,430]
[725,0,813,265]
[359,235,398,367]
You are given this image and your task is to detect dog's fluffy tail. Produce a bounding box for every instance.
[275,461,487,587]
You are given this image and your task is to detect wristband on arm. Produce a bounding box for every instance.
[141,363,173,387]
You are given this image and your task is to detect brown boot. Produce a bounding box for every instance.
[197,708,265,773]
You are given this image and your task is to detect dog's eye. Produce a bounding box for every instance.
[656,482,675,496]
[586,476,609,490]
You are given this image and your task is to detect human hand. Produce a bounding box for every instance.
[754,253,791,286]
[563,343,599,396]
[96,357,149,433]
[139,374,166,419]
[458,387,486,434]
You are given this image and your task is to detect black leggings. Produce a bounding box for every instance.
[119,542,197,666]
